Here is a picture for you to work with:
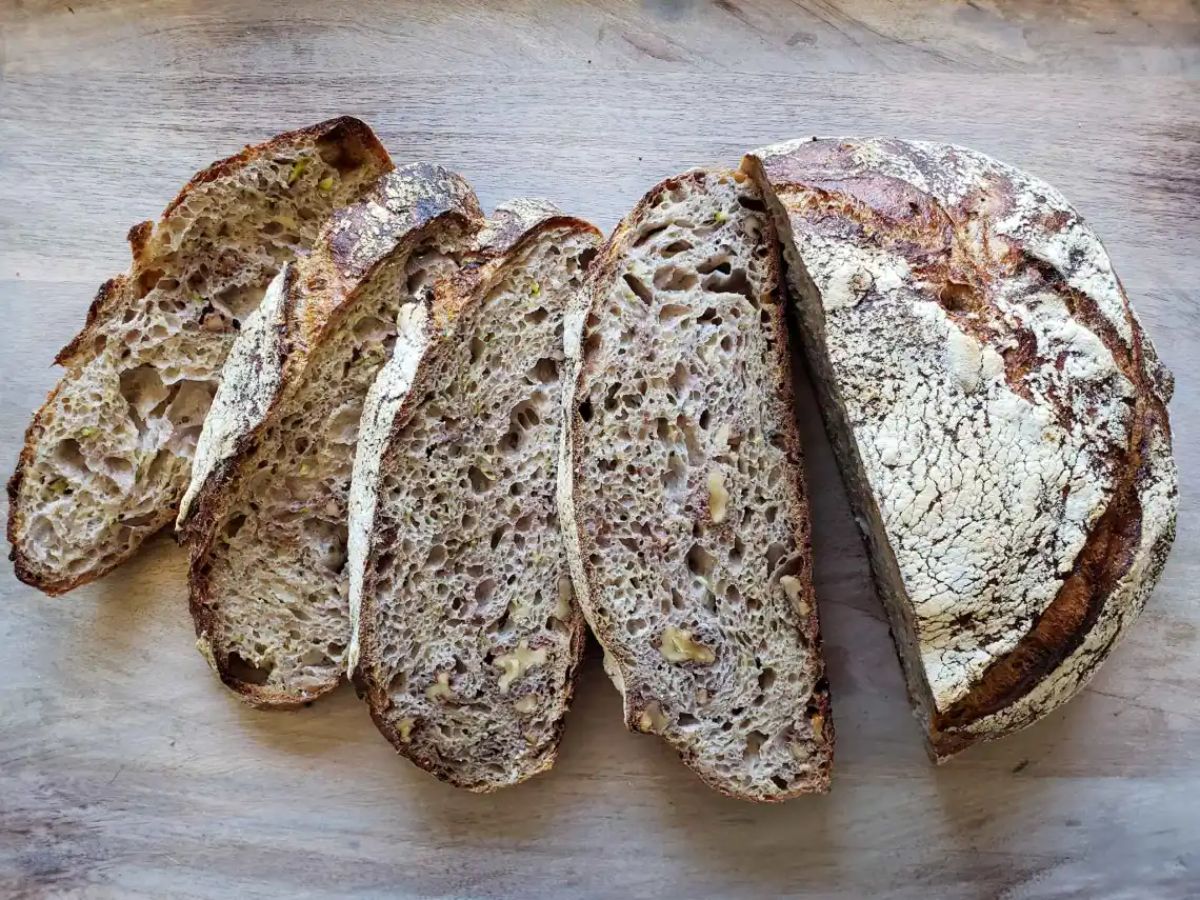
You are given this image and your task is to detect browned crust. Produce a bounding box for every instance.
[10,118,393,595]
[185,178,485,707]
[567,170,833,801]
[353,214,601,789]
[161,117,391,222]
[745,140,1175,759]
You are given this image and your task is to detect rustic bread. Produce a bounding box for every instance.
[559,169,833,801]
[184,165,484,706]
[743,138,1178,760]
[349,200,601,791]
[7,117,392,595]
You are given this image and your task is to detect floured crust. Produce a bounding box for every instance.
[8,117,392,595]
[559,169,833,801]
[349,202,600,790]
[184,165,485,707]
[744,137,1178,759]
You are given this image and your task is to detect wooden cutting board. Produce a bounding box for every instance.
[2,1,1198,897]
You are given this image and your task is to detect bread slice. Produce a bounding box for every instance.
[7,117,392,595]
[559,169,833,801]
[183,165,484,706]
[743,138,1178,760]
[349,200,601,791]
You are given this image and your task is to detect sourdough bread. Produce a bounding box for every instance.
[349,200,601,791]
[559,169,833,801]
[8,117,392,594]
[743,138,1177,760]
[184,165,484,706]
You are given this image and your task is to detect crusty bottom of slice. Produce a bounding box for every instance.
[562,169,832,801]
[354,225,598,791]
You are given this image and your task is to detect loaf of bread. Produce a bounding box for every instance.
[349,200,601,790]
[559,169,833,801]
[8,117,392,594]
[183,165,484,706]
[743,138,1177,759]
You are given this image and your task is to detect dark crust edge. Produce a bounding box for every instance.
[9,117,393,595]
[744,138,1178,762]
[566,169,833,802]
[186,197,486,708]
[352,215,602,790]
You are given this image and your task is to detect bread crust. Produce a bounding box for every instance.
[558,170,833,801]
[185,165,485,707]
[350,202,601,790]
[8,117,393,595]
[744,138,1177,759]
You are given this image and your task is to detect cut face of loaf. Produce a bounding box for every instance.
[186,166,484,706]
[350,202,601,791]
[7,117,392,595]
[560,170,832,801]
[744,138,1178,760]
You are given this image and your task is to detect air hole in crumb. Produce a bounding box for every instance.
[622,273,653,305]
[697,255,732,275]
[686,543,716,578]
[745,730,768,758]
[468,466,493,494]
[226,653,272,686]
[766,542,787,570]
[530,357,559,383]
[653,266,698,292]
[668,362,689,396]
[758,668,777,692]
[223,514,247,540]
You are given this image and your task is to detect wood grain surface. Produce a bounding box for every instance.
[2,1,1198,897]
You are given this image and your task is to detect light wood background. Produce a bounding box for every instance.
[2,1,1198,897]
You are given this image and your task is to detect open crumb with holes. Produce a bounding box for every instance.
[349,201,601,791]
[559,169,832,801]
[184,165,483,706]
[7,117,392,595]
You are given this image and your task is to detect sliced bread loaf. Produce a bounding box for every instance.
[559,169,833,801]
[349,200,601,791]
[184,165,484,706]
[743,138,1178,759]
[8,117,392,594]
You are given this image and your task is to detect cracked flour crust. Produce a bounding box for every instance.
[744,138,1177,759]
